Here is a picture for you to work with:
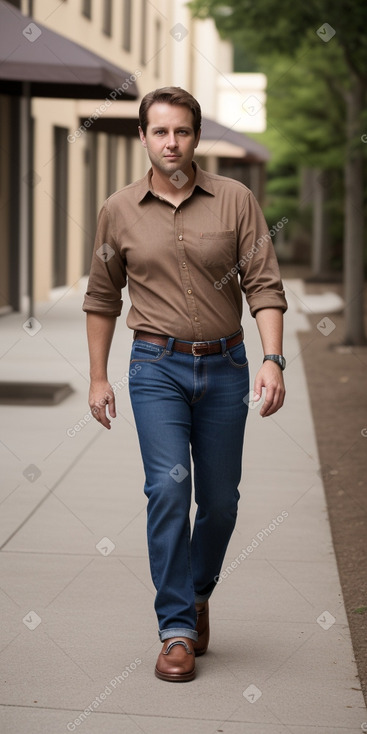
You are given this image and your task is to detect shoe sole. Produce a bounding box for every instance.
[154,666,196,682]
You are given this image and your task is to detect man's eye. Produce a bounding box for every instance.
[178,130,188,135]
[155,130,165,135]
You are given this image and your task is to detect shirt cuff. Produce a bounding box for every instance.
[82,293,122,317]
[247,291,288,318]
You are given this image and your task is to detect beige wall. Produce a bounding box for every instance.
[16,0,235,304]
[32,98,86,301]
[26,0,174,302]
[27,0,172,96]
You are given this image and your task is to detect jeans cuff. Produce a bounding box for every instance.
[159,627,198,642]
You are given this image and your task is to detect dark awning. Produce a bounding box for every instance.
[76,101,269,162]
[201,116,270,162]
[0,0,139,99]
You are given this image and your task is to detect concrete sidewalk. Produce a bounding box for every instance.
[0,279,366,734]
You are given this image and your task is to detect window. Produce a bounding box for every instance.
[82,0,91,19]
[154,19,161,78]
[0,95,22,311]
[122,0,132,51]
[125,138,133,186]
[140,0,147,65]
[106,136,118,198]
[83,134,98,275]
[53,127,69,288]
[102,0,112,36]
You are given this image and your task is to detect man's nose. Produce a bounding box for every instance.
[166,133,178,148]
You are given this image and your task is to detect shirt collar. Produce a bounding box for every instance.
[136,161,215,203]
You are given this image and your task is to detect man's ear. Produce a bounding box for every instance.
[194,128,201,149]
[138,126,147,148]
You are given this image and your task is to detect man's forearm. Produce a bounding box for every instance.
[255,307,284,355]
[253,307,285,417]
[86,313,117,380]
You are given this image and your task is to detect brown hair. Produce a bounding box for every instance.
[138,87,201,135]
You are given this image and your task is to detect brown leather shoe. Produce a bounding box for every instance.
[155,637,196,682]
[193,601,209,656]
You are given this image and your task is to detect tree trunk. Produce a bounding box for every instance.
[343,76,366,345]
[312,168,330,278]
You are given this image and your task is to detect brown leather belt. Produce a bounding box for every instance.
[134,330,243,356]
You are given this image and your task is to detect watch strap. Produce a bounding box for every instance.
[263,354,286,370]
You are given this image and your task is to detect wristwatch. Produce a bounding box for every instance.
[263,354,286,370]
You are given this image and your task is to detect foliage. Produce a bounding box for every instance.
[255,46,347,253]
[190,0,367,268]
[189,0,367,82]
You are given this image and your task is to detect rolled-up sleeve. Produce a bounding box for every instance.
[82,203,127,317]
[237,192,287,317]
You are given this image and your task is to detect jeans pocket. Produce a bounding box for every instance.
[130,340,167,364]
[226,342,248,369]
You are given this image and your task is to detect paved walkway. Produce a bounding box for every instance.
[0,279,366,733]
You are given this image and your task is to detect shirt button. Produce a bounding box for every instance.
[194,316,199,322]
[187,289,192,295]
[178,234,183,241]
[182,262,187,268]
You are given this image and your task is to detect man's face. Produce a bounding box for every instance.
[139,102,201,178]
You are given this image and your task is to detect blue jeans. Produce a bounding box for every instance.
[129,334,249,642]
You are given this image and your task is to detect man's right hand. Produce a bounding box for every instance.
[89,380,116,429]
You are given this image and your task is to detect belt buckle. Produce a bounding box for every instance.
[192,341,208,356]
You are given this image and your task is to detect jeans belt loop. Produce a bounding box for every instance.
[165,336,175,355]
[220,337,227,355]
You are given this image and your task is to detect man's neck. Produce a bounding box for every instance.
[151,163,196,204]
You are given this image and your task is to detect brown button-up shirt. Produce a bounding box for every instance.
[82,163,287,340]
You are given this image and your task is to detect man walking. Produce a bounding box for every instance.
[83,87,287,682]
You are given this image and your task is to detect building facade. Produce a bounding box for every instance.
[0,0,267,311]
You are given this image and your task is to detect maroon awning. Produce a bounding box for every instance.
[0,0,139,99]
[77,102,270,162]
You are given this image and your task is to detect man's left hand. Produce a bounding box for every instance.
[252,361,285,417]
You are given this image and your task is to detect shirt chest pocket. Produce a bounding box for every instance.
[199,230,236,270]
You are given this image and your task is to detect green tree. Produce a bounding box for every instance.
[190,0,367,344]
[257,46,347,270]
